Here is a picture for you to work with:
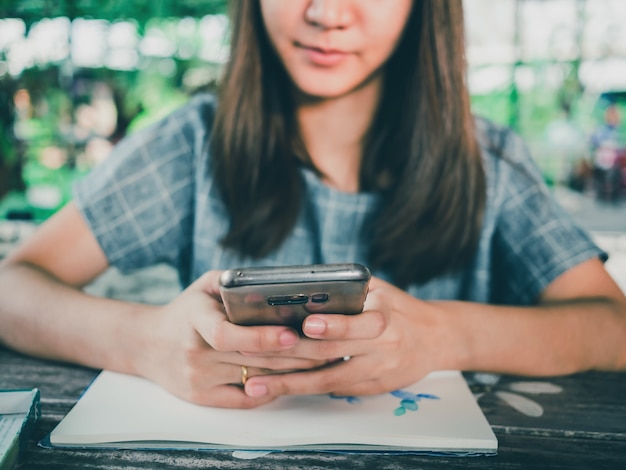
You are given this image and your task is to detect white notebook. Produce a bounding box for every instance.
[46,370,497,455]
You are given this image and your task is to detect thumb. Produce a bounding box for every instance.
[187,270,224,300]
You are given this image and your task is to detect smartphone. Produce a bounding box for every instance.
[219,263,371,329]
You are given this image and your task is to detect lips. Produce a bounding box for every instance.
[295,42,349,67]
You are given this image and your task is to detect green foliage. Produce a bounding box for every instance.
[125,72,190,133]
[2,2,622,218]
[470,89,513,127]
[0,0,228,26]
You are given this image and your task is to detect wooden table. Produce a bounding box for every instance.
[2,346,625,469]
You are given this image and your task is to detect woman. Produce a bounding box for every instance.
[1,0,625,409]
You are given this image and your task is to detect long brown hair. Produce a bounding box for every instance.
[212,0,485,287]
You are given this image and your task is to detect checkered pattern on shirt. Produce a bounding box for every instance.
[74,94,605,305]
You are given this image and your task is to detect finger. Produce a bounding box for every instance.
[187,361,290,390]
[244,359,363,398]
[191,309,300,353]
[334,376,423,397]
[366,275,391,292]
[236,354,330,372]
[239,364,325,381]
[331,379,393,397]
[190,384,277,409]
[362,283,389,312]
[302,310,386,340]
[187,270,224,299]
[238,337,368,360]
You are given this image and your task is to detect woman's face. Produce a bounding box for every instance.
[260,0,414,99]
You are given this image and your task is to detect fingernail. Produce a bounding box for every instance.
[246,382,268,397]
[304,318,326,335]
[279,330,298,346]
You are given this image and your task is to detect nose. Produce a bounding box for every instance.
[305,0,354,30]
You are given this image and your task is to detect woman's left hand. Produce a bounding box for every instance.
[242,276,459,399]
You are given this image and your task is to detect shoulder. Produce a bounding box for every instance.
[104,92,218,174]
[474,116,539,176]
[474,116,548,206]
[473,117,605,304]
[75,93,219,202]
[141,92,217,146]
[181,92,218,127]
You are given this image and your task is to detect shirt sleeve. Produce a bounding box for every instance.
[490,129,607,305]
[73,94,215,276]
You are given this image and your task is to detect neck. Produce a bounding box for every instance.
[295,78,382,193]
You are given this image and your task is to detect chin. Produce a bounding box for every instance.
[299,88,352,100]
[292,77,361,101]
[286,63,382,102]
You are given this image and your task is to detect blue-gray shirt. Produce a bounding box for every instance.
[74,94,605,305]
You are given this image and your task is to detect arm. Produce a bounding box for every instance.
[444,257,626,375]
[0,203,316,408]
[241,257,626,398]
[0,203,124,364]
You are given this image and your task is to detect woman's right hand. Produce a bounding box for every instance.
[135,270,322,408]
[0,204,322,409]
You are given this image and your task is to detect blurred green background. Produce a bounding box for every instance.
[1,0,626,221]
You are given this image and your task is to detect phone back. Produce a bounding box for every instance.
[219,264,370,329]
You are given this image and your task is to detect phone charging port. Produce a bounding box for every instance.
[267,294,309,306]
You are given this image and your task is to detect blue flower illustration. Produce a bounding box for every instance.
[329,389,440,415]
[390,390,440,416]
[329,394,361,404]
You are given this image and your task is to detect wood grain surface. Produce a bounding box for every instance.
[2,346,625,470]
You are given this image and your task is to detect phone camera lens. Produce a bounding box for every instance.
[311,293,329,303]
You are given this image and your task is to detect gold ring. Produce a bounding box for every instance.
[241,365,248,386]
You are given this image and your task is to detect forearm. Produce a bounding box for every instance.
[0,262,156,374]
[439,297,626,376]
